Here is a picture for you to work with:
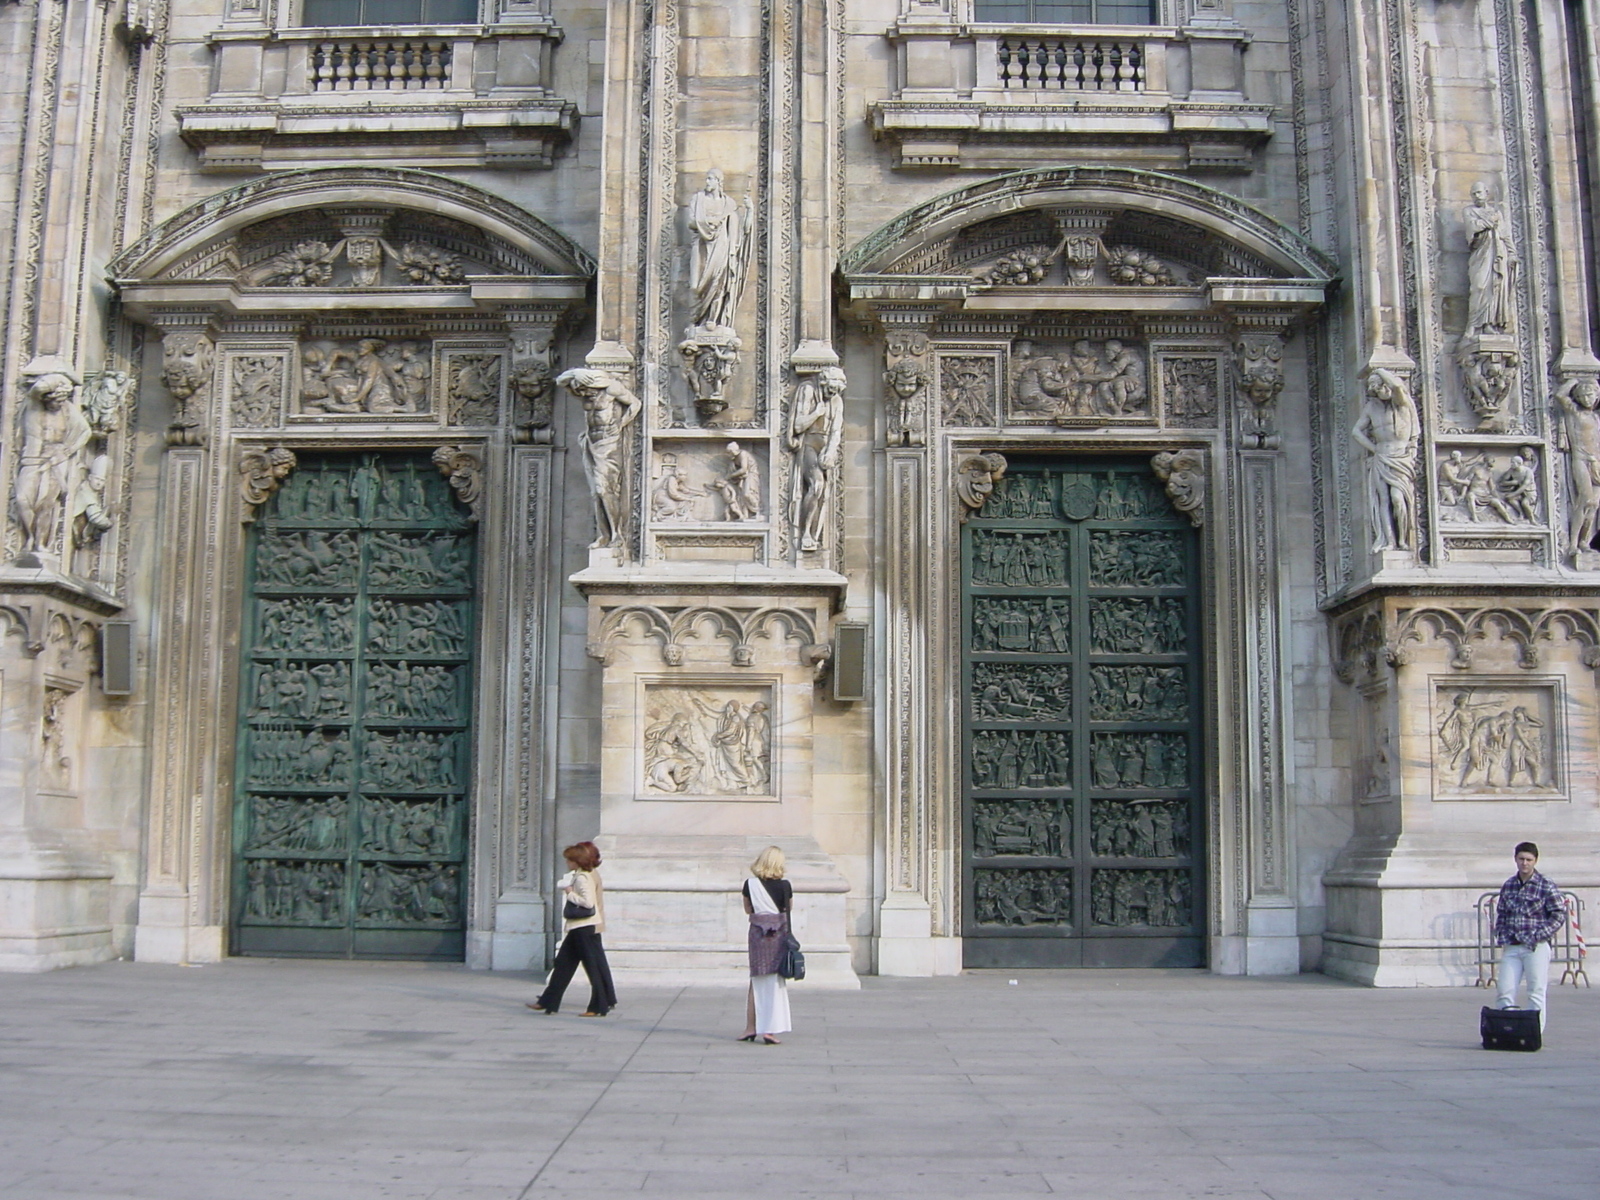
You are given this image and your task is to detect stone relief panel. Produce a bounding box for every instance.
[1156,352,1222,427]
[1089,732,1189,789]
[1435,446,1541,525]
[970,530,1069,587]
[640,684,773,798]
[971,730,1071,789]
[1089,597,1187,655]
[1089,530,1186,587]
[1089,665,1189,722]
[1090,868,1191,927]
[230,353,288,428]
[1089,799,1190,858]
[971,662,1072,721]
[972,800,1070,857]
[972,868,1072,926]
[970,597,1072,653]
[444,351,502,426]
[295,338,434,418]
[1433,681,1563,799]
[1007,339,1151,425]
[938,353,999,427]
[650,441,766,524]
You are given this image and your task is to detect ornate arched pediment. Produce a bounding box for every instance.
[840,167,1336,314]
[109,168,594,315]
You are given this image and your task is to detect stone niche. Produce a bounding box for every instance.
[1323,595,1600,986]
[579,583,857,988]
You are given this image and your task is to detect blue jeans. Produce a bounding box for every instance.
[1497,942,1551,1029]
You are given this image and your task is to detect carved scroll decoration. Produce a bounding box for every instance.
[1150,450,1205,527]
[954,452,1008,522]
[432,446,483,521]
[239,445,297,521]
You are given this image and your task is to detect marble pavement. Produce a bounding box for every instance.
[1,961,1595,1199]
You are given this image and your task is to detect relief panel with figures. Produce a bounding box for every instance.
[641,685,773,798]
[962,459,1203,968]
[1433,682,1563,798]
[1006,339,1153,425]
[232,452,476,960]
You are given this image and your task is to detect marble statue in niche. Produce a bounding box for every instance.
[641,687,772,796]
[681,169,755,421]
[557,368,642,550]
[13,369,91,563]
[1351,368,1420,553]
[299,340,430,416]
[1553,377,1600,559]
[1465,183,1517,336]
[1009,340,1148,421]
[1436,686,1555,793]
[1436,448,1539,524]
[787,366,845,553]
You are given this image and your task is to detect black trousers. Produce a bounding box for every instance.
[537,925,616,1014]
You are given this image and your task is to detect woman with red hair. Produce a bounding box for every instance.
[527,842,616,1017]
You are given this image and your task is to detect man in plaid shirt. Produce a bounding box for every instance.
[1494,841,1567,1030]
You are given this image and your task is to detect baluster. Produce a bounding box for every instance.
[367,41,388,88]
[1069,41,1087,91]
[1128,43,1144,90]
[1046,39,1066,89]
[1089,42,1106,90]
[1114,42,1133,91]
[999,40,1019,88]
[1031,41,1050,88]
[352,40,372,90]
[334,42,355,91]
[311,42,333,91]
[425,41,447,88]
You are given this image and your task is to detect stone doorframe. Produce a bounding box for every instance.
[107,169,593,969]
[840,167,1336,975]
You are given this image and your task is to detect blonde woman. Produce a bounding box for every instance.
[739,845,792,1044]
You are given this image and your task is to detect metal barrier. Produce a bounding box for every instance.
[1475,890,1589,988]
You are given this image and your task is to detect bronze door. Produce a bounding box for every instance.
[231,452,475,960]
[962,458,1204,967]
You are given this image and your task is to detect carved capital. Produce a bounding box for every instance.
[160,331,214,446]
[1151,449,1206,527]
[432,446,484,521]
[883,331,930,447]
[954,452,1008,522]
[239,445,296,521]
[1233,331,1286,449]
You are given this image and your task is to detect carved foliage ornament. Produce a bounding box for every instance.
[242,235,465,289]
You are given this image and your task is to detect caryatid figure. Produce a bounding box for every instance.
[558,368,643,550]
[1555,377,1600,555]
[1351,367,1421,553]
[14,371,92,558]
[686,169,754,331]
[787,366,846,553]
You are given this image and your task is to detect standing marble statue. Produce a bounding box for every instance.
[559,368,643,550]
[1555,377,1600,556]
[14,371,92,559]
[1351,368,1420,553]
[686,169,754,331]
[1465,182,1517,335]
[787,366,845,553]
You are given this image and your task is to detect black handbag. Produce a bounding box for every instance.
[563,899,596,921]
[1480,1006,1541,1051]
[779,933,805,981]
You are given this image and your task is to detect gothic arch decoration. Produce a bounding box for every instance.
[586,603,822,669]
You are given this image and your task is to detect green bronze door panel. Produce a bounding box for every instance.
[962,460,1204,968]
[232,453,475,961]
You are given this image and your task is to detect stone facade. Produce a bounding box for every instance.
[1,0,1596,983]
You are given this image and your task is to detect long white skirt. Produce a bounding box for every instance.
[751,972,791,1035]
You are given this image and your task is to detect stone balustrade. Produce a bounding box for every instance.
[987,33,1156,93]
[307,37,455,92]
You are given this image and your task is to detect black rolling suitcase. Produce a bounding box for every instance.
[1480,1006,1541,1051]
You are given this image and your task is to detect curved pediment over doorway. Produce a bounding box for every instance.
[840,166,1336,318]
[109,167,594,319]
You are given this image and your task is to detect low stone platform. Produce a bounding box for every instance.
[0,960,1595,1199]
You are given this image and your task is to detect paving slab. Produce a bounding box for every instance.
[1,960,1597,1199]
